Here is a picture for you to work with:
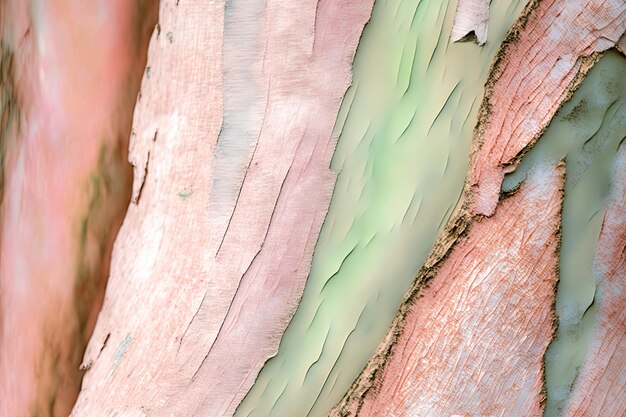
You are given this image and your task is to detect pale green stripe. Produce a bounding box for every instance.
[237,0,529,416]
[503,51,626,417]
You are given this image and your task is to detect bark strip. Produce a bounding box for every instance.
[470,0,625,216]
[71,1,373,415]
[331,162,564,416]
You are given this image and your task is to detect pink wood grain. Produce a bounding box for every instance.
[563,143,626,417]
[70,1,373,415]
[470,0,626,216]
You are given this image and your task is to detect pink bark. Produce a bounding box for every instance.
[70,1,373,415]
[0,1,156,416]
[617,33,626,55]
[451,0,489,44]
[470,0,626,216]
[332,162,564,416]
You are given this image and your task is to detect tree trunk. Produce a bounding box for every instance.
[1,0,624,416]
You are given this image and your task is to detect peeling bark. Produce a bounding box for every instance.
[451,0,489,44]
[236,1,531,414]
[70,1,372,416]
[616,32,626,56]
[329,1,626,415]
[331,161,564,417]
[3,0,624,416]
[470,0,625,216]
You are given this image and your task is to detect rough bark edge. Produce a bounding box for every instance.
[617,32,626,55]
[469,3,606,197]
[329,0,616,412]
[234,4,377,412]
[0,40,19,206]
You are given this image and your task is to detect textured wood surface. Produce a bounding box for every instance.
[563,143,626,417]
[3,0,624,416]
[70,1,372,416]
[470,0,626,216]
[0,1,156,416]
[330,1,626,415]
[331,162,564,417]
[516,51,626,417]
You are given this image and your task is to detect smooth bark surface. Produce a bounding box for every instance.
[0,1,156,416]
[563,143,626,417]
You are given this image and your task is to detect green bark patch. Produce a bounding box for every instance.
[237,0,530,415]
[502,50,626,417]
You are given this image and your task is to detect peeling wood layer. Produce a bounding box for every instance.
[451,0,489,45]
[332,161,564,416]
[501,50,626,417]
[0,1,157,416]
[70,1,373,416]
[330,1,625,415]
[236,0,530,415]
[470,0,626,216]
[562,141,626,417]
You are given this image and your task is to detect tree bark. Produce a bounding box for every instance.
[1,0,624,416]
